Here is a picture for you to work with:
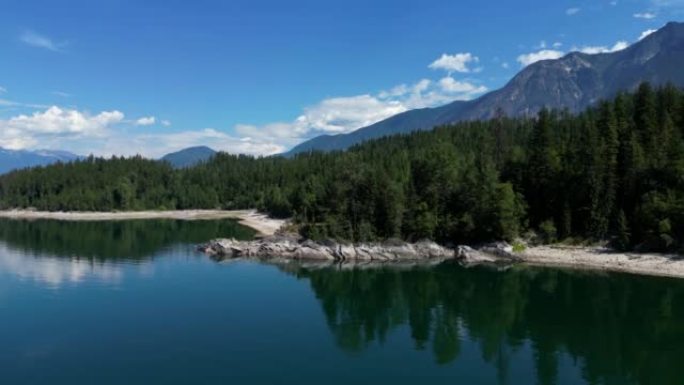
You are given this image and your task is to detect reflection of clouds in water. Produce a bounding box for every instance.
[0,243,152,287]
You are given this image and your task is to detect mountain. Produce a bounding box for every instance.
[161,146,216,168]
[286,21,684,155]
[0,148,81,174]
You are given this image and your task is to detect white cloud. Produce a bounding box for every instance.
[235,94,407,144]
[0,86,6,94]
[438,77,488,95]
[104,128,286,158]
[0,76,488,157]
[501,62,510,69]
[639,29,657,40]
[0,106,123,149]
[229,76,487,152]
[574,40,629,54]
[553,42,563,48]
[517,38,632,68]
[52,91,71,98]
[20,30,66,52]
[634,12,657,19]
[0,49,492,157]
[135,116,156,126]
[566,7,581,15]
[516,49,564,66]
[429,53,479,73]
[294,95,407,135]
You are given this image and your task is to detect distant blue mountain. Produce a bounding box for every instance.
[161,146,216,168]
[0,148,81,174]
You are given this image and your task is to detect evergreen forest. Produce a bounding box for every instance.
[1,83,682,251]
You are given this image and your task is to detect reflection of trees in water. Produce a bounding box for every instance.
[295,263,684,385]
[0,219,255,260]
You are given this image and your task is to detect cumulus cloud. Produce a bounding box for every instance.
[429,53,479,73]
[231,76,487,150]
[566,7,581,15]
[639,29,657,40]
[0,106,123,149]
[634,12,657,19]
[516,49,564,66]
[20,30,66,52]
[1,50,491,157]
[0,76,488,157]
[438,77,488,95]
[135,116,156,126]
[233,94,407,147]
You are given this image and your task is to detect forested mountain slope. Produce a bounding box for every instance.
[1,84,682,252]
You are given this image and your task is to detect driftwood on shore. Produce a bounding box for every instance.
[198,236,521,266]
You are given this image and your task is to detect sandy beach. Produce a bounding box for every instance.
[520,245,684,279]
[0,209,286,236]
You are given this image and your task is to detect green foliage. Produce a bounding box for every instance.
[512,242,526,253]
[1,83,683,250]
[539,219,558,244]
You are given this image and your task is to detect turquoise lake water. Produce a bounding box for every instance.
[1,219,683,384]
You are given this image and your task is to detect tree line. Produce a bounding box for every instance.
[0,83,682,251]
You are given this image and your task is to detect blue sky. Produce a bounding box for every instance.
[0,0,681,157]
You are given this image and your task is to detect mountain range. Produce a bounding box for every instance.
[0,149,81,174]
[2,22,683,169]
[0,146,217,175]
[286,21,684,155]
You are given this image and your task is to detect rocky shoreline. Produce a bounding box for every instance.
[198,236,521,266]
[199,236,684,278]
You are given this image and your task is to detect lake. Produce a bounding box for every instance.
[1,219,683,385]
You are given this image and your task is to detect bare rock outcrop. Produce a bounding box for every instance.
[199,236,522,267]
[200,236,455,263]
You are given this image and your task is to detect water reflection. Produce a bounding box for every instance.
[0,218,254,260]
[290,263,684,385]
[0,218,254,286]
[0,243,125,286]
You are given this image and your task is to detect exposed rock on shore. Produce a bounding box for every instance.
[199,236,521,265]
[200,236,684,278]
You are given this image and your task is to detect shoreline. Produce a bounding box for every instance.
[0,209,286,236]
[519,245,684,279]
[201,236,684,279]
[1,209,681,279]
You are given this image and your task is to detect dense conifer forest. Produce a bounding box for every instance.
[1,83,683,251]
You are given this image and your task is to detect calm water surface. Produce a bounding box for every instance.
[1,219,683,384]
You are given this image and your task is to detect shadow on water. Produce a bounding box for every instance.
[285,262,684,385]
[0,218,255,261]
